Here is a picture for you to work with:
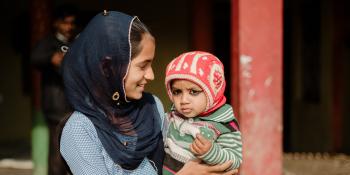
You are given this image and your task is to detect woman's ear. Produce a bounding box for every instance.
[100,56,113,78]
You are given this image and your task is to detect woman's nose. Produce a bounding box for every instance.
[144,67,154,81]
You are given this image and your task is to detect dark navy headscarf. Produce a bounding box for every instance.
[62,11,163,171]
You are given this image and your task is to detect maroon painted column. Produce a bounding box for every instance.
[30,0,52,110]
[331,0,345,152]
[30,0,52,174]
[231,0,283,174]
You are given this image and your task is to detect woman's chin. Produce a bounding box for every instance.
[126,92,143,100]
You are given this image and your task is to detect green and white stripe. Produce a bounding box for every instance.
[164,104,242,170]
[198,132,243,169]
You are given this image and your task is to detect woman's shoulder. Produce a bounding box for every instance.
[61,111,100,149]
[64,111,96,132]
[66,111,91,123]
[148,94,167,131]
[152,94,163,109]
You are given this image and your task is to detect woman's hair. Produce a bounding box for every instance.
[130,18,153,59]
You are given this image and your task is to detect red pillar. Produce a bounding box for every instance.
[331,0,345,152]
[30,0,52,110]
[30,1,52,174]
[231,0,283,174]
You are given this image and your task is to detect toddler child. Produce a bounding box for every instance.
[162,51,243,174]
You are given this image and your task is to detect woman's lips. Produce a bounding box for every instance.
[137,84,145,91]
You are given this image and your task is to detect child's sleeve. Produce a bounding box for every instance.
[197,124,243,170]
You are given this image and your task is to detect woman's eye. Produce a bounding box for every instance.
[189,90,202,95]
[172,89,181,95]
[139,64,147,69]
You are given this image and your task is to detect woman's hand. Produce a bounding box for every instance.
[176,159,238,175]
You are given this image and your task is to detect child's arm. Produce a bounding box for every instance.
[191,131,242,170]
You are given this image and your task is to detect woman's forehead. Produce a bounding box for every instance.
[131,34,155,63]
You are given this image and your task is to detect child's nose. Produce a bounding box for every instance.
[180,93,190,104]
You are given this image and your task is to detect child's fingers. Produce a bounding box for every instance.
[190,143,197,154]
[195,133,209,146]
[190,142,201,155]
[193,136,205,149]
[195,134,205,145]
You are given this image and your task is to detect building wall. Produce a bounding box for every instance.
[0,1,32,145]
[285,0,350,153]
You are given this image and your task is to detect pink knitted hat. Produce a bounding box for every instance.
[165,51,226,115]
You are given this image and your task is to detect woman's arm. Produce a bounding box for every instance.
[60,116,110,174]
[176,159,238,175]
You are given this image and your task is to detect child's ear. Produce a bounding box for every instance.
[170,96,175,103]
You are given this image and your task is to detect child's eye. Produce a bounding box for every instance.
[189,89,202,95]
[171,89,182,95]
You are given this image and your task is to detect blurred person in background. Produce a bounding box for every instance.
[30,4,78,175]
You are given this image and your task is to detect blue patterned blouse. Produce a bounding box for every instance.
[60,96,165,175]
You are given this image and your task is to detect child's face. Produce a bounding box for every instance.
[171,80,207,118]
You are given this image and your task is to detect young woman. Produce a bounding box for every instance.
[60,10,237,175]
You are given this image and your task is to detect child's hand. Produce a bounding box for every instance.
[190,133,212,156]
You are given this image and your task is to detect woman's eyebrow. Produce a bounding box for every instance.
[137,59,152,64]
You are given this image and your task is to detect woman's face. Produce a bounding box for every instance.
[124,34,155,100]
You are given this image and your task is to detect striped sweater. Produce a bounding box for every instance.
[163,104,242,174]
